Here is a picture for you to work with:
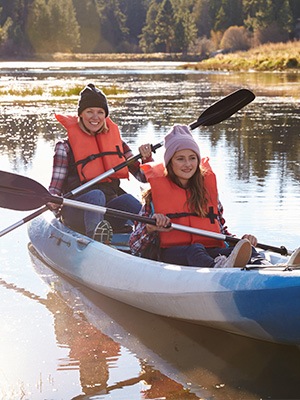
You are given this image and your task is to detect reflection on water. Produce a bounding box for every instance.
[16,246,300,400]
[0,62,300,399]
[1,65,299,248]
[1,246,204,399]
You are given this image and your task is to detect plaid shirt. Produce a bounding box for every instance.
[49,140,152,195]
[129,199,231,257]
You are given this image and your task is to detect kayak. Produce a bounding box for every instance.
[28,213,300,346]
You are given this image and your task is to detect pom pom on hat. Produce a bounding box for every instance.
[164,125,201,165]
[77,83,109,116]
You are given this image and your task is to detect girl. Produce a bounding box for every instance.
[129,124,259,268]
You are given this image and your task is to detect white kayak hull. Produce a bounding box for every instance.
[28,214,300,345]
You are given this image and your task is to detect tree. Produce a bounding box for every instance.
[214,4,226,31]
[289,0,300,20]
[119,0,149,49]
[73,0,100,53]
[225,0,243,27]
[243,0,293,43]
[174,10,198,53]
[1,0,33,55]
[214,0,243,32]
[169,0,198,53]
[139,0,162,53]
[243,0,292,32]
[95,0,128,52]
[154,0,176,52]
[1,0,299,57]
[27,0,51,54]
[193,0,213,37]
[27,0,80,54]
[0,15,12,50]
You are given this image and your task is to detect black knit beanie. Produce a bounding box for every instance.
[77,83,109,116]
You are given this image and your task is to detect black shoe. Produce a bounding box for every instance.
[93,220,113,244]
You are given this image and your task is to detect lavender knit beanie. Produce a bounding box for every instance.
[164,125,201,165]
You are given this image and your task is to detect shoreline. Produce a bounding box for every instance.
[0,52,201,63]
[0,40,298,72]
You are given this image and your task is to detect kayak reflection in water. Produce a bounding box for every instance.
[0,263,200,399]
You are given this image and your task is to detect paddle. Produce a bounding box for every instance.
[0,170,290,256]
[0,88,255,237]
[189,88,255,129]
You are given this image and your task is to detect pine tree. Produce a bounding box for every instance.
[174,10,198,53]
[27,0,51,53]
[27,0,80,54]
[0,15,12,49]
[119,0,149,47]
[139,0,162,53]
[243,0,293,42]
[154,0,176,52]
[73,0,100,53]
[2,0,32,55]
[95,0,128,52]
[193,0,213,37]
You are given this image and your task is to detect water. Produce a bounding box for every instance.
[0,62,300,399]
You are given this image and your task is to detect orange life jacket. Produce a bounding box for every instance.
[55,114,129,182]
[143,158,225,248]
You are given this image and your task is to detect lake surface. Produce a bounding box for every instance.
[0,61,300,399]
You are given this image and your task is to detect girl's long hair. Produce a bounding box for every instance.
[166,158,208,217]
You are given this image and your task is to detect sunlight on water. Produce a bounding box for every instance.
[0,62,300,400]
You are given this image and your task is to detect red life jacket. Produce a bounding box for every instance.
[143,158,225,248]
[55,114,129,182]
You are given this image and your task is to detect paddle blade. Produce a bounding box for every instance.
[0,170,54,211]
[189,89,255,129]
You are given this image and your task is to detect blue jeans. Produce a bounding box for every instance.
[160,243,262,267]
[61,189,141,237]
[107,193,141,230]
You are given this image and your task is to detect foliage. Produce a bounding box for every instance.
[0,84,125,97]
[73,0,100,53]
[0,0,299,58]
[94,0,129,52]
[139,0,162,53]
[0,16,12,47]
[220,26,251,51]
[243,0,293,42]
[27,0,80,54]
[154,0,176,52]
[119,0,149,50]
[189,40,300,71]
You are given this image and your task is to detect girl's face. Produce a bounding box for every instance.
[170,149,198,187]
[80,107,106,133]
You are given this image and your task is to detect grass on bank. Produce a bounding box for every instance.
[0,84,124,97]
[183,41,300,72]
[34,41,300,72]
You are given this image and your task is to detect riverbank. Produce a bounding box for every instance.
[182,41,300,72]
[51,41,300,72]
[35,52,200,62]
[1,41,299,72]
